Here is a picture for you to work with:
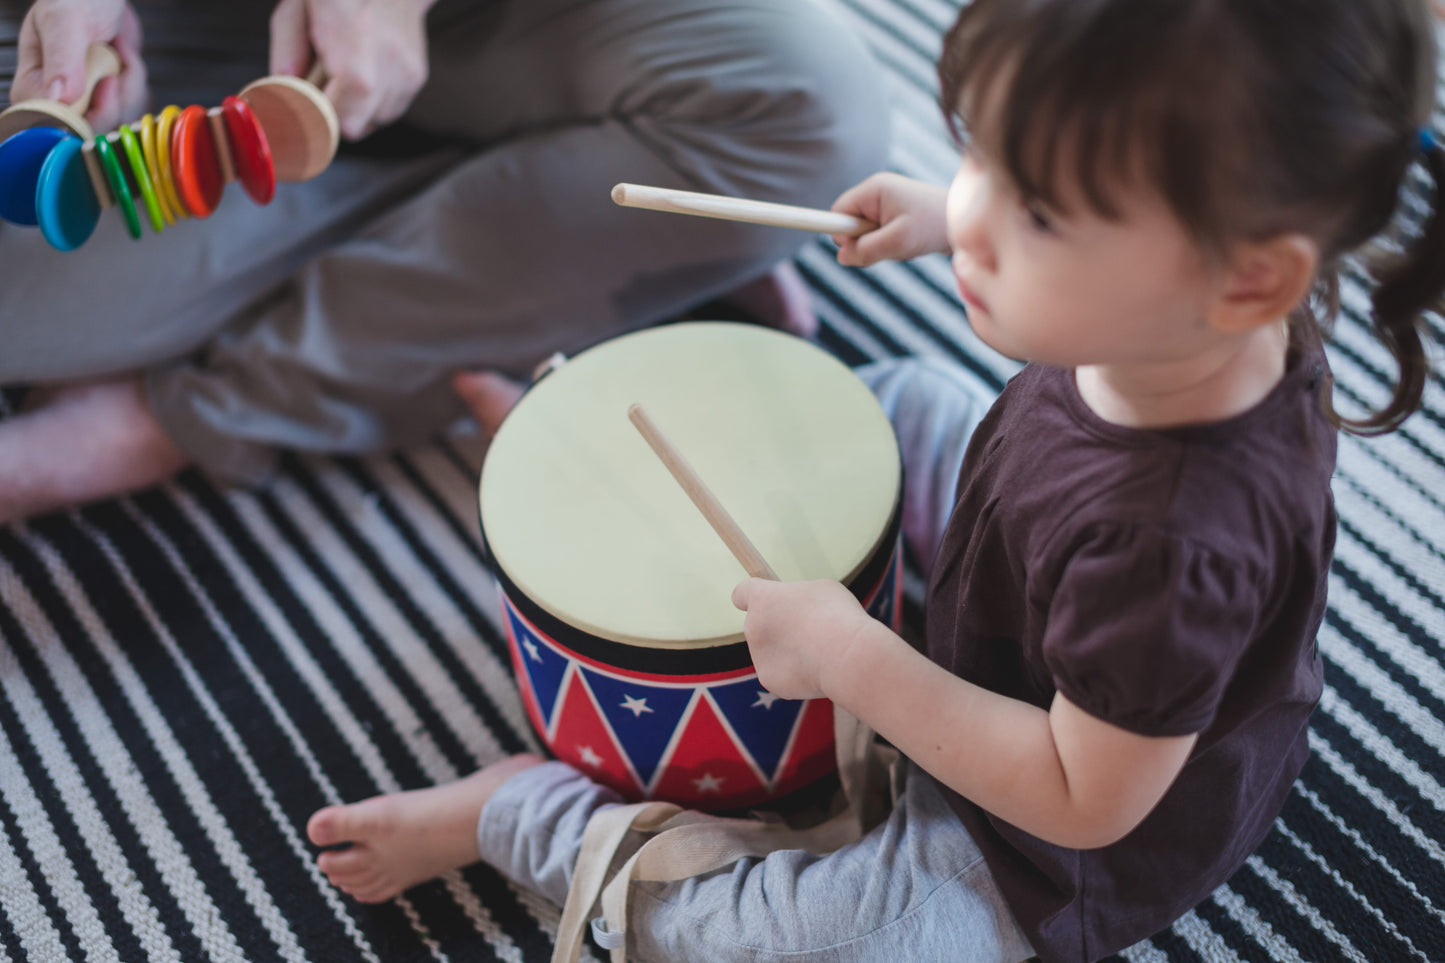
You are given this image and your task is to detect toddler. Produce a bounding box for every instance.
[306,1,1445,959]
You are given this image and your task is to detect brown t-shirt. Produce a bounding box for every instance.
[927,344,1335,962]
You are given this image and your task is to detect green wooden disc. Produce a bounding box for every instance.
[117,124,164,233]
[93,135,140,240]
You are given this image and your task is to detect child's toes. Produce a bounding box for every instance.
[307,806,349,847]
[309,799,387,847]
[318,845,374,878]
[351,879,401,904]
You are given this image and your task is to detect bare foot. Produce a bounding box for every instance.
[720,261,818,339]
[307,754,545,903]
[0,378,189,526]
[452,370,526,437]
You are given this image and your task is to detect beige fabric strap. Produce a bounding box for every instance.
[550,707,893,962]
[595,803,866,960]
[552,801,681,963]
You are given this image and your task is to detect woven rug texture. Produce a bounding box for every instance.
[2,1,1443,960]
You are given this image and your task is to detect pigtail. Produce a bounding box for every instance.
[1334,136,1445,435]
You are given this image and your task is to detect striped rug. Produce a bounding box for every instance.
[3,1,1443,961]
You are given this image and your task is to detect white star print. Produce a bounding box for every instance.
[692,772,725,793]
[621,694,653,717]
[578,745,604,768]
[752,690,781,709]
[522,637,542,663]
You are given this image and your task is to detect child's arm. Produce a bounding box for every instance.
[733,578,1198,850]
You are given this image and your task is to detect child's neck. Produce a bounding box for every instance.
[1074,320,1290,429]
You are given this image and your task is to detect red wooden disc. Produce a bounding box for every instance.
[220,95,275,205]
[172,104,223,217]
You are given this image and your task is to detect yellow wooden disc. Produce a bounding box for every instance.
[479,322,902,649]
[137,113,175,225]
[154,105,187,219]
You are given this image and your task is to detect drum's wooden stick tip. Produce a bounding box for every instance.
[628,403,780,581]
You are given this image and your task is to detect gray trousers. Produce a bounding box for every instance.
[478,358,1031,962]
[0,0,889,483]
[482,760,1032,962]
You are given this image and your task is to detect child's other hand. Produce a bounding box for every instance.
[731,578,872,702]
[831,173,950,267]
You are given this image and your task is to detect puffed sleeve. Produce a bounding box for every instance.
[1040,523,1262,736]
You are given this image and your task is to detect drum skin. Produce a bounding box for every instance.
[480,323,903,811]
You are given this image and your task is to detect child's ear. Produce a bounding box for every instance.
[1209,234,1319,334]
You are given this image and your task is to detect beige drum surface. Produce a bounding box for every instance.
[479,322,901,649]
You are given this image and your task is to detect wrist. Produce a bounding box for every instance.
[819,617,907,713]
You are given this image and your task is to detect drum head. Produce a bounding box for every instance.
[480,322,901,649]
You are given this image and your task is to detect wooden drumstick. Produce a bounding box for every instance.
[628,403,780,581]
[612,183,875,237]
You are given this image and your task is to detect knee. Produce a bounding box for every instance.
[742,1,892,202]
[649,0,893,209]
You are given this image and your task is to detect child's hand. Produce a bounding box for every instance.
[731,578,873,701]
[830,173,950,268]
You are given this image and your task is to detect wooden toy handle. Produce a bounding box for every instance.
[74,43,123,117]
[611,183,875,237]
[628,403,780,582]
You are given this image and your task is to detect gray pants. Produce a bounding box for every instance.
[481,760,1032,962]
[0,0,889,483]
[478,358,1030,962]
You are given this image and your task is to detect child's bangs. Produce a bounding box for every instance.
[939,0,1222,235]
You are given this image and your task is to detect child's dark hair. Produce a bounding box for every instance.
[938,0,1444,434]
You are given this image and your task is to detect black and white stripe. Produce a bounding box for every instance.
[2,0,1442,959]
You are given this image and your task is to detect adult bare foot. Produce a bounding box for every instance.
[0,378,189,526]
[307,753,545,903]
[452,370,526,438]
[720,261,818,339]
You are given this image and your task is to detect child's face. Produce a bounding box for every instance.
[944,147,1224,369]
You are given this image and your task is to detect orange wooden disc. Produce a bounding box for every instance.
[171,104,223,217]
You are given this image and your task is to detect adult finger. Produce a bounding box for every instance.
[33,3,90,103]
[268,0,313,77]
[13,13,50,101]
[88,3,146,129]
[324,71,383,141]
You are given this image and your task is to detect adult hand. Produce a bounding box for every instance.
[731,578,873,702]
[13,0,147,133]
[831,172,950,268]
[270,0,433,141]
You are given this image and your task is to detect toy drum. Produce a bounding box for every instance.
[479,322,902,811]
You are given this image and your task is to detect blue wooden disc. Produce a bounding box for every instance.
[36,136,99,251]
[0,125,68,225]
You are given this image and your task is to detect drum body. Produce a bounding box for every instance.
[479,323,902,812]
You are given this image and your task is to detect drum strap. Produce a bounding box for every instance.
[550,708,898,963]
